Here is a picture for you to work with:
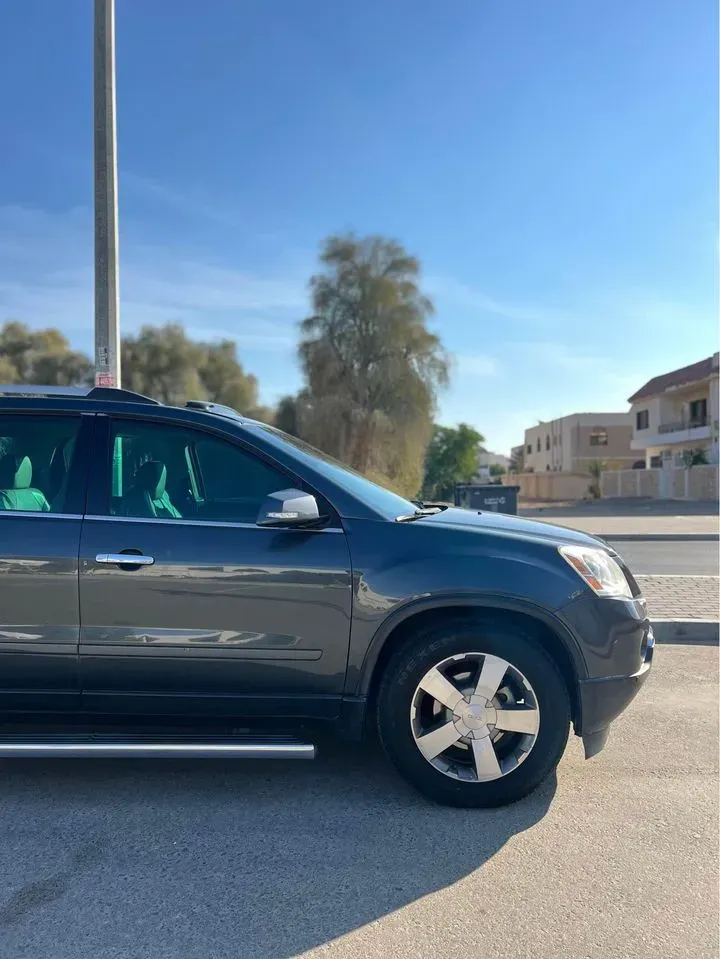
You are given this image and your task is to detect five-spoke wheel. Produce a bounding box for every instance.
[411,652,540,783]
[377,617,570,807]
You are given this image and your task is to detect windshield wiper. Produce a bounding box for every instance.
[395,506,445,523]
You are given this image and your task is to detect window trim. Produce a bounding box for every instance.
[83,513,344,533]
[0,510,83,521]
[87,413,343,529]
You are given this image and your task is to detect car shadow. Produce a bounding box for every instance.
[0,741,557,958]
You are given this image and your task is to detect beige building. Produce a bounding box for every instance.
[475,450,511,480]
[523,412,635,474]
[629,353,719,468]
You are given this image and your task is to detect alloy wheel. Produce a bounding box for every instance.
[410,651,540,782]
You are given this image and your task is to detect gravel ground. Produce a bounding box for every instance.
[0,645,717,959]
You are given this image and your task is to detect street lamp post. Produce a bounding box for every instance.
[93,0,121,387]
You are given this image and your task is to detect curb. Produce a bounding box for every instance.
[596,533,719,542]
[652,620,719,646]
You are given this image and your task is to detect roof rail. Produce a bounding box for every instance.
[0,384,160,405]
[86,387,160,405]
[185,400,244,421]
[0,385,89,397]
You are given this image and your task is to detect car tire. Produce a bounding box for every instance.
[376,616,571,808]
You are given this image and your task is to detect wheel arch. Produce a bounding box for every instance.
[359,596,586,728]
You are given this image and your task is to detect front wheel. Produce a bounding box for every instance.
[376,618,571,807]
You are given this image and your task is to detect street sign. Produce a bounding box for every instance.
[95,372,116,387]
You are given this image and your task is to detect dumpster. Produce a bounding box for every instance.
[454,484,520,515]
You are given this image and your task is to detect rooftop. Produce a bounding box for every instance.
[628,354,718,403]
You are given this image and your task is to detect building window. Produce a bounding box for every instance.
[552,435,557,446]
[545,435,550,450]
[526,444,531,455]
[589,429,608,447]
[689,398,708,425]
[650,456,661,468]
[546,465,550,471]
[636,410,649,430]
[536,438,540,452]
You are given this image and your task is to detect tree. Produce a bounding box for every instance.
[0,321,93,386]
[200,340,257,409]
[295,233,449,496]
[681,448,709,467]
[587,459,606,499]
[509,446,525,473]
[489,463,506,479]
[1,319,268,417]
[122,324,207,405]
[275,394,304,436]
[422,423,485,501]
[121,324,259,411]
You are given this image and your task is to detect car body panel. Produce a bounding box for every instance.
[78,411,353,715]
[0,513,82,710]
[0,392,653,759]
[341,516,597,693]
[0,412,95,711]
[78,518,352,713]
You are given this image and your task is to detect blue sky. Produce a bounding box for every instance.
[0,0,717,453]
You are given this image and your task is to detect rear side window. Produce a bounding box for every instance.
[108,419,294,525]
[0,414,82,514]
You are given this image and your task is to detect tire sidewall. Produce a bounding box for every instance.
[377,620,570,807]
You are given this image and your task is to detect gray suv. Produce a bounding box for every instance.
[0,385,653,807]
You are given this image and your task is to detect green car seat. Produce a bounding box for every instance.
[0,455,51,512]
[124,460,182,519]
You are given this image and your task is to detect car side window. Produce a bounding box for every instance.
[109,419,293,525]
[0,414,82,514]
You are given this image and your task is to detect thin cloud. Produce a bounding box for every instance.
[121,171,246,229]
[0,204,304,354]
[427,276,567,325]
[455,353,500,377]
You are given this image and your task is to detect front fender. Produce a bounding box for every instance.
[350,590,588,697]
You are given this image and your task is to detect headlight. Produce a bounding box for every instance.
[559,545,633,599]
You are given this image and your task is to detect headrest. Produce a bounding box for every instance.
[0,455,32,490]
[135,460,167,500]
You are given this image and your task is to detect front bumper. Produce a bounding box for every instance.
[578,625,655,758]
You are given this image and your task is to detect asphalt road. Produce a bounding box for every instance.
[0,644,717,959]
[608,539,719,575]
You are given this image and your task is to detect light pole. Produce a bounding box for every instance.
[93,0,121,387]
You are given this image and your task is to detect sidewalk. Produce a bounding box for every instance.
[638,575,718,619]
[637,574,719,645]
[522,507,718,540]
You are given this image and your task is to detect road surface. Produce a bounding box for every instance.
[608,539,719,575]
[0,645,716,959]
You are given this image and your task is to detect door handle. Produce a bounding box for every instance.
[95,553,155,567]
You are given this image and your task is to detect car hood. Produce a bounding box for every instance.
[419,507,606,548]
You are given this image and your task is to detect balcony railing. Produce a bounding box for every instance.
[658,415,710,434]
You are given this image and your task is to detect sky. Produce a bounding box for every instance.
[0,0,717,454]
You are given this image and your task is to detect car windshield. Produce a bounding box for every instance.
[252,424,418,519]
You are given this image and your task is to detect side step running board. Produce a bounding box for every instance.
[0,733,315,760]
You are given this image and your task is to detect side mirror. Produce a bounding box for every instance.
[256,488,321,528]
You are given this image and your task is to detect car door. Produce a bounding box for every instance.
[78,414,353,719]
[0,410,92,711]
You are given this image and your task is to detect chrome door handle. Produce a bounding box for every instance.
[95,553,155,566]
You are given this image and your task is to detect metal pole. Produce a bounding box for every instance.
[93,0,121,387]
